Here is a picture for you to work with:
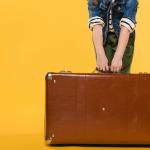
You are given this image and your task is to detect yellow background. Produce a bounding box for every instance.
[0,0,149,149]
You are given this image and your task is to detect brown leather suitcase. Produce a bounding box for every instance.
[45,71,150,145]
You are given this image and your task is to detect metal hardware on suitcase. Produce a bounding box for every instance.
[45,71,150,145]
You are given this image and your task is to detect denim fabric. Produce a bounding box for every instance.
[88,0,138,44]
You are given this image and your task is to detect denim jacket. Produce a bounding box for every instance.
[88,0,138,44]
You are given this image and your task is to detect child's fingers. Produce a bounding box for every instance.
[110,65,113,72]
[106,65,109,71]
[96,65,110,72]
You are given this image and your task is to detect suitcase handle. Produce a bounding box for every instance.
[59,68,113,74]
[92,67,114,73]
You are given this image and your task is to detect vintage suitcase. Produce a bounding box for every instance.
[45,71,150,145]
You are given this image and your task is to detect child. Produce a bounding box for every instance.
[88,0,138,73]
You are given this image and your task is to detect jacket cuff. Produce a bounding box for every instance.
[88,16,105,31]
[120,18,136,33]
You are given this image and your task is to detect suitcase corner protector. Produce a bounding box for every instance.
[45,137,53,145]
[45,72,53,80]
[45,139,51,145]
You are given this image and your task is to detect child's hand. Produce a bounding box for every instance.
[96,53,109,72]
[111,55,123,73]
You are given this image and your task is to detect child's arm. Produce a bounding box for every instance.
[111,0,138,72]
[92,25,109,71]
[111,26,130,72]
[88,0,109,71]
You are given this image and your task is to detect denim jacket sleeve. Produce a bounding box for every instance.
[120,0,138,33]
[88,0,105,31]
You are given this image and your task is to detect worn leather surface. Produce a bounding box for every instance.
[45,72,150,144]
